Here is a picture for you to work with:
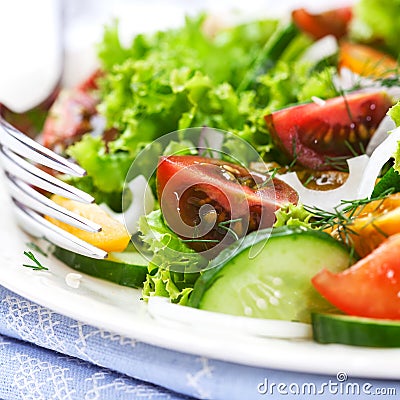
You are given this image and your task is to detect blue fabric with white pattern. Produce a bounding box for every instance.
[0,285,399,400]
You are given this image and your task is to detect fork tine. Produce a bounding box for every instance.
[0,120,110,258]
[0,147,94,203]
[5,173,101,232]
[14,201,107,259]
[0,119,86,177]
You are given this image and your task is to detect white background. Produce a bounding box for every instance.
[0,0,353,112]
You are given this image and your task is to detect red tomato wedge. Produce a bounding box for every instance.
[42,70,102,150]
[156,155,298,254]
[312,233,400,320]
[264,91,392,170]
[76,69,104,92]
[339,42,399,78]
[292,7,352,40]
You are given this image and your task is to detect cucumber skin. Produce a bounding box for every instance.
[53,246,148,289]
[238,23,299,92]
[313,313,400,348]
[188,226,351,310]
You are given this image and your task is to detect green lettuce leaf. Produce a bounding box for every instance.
[388,101,400,126]
[139,210,208,304]
[257,61,338,112]
[350,0,400,56]
[274,203,314,229]
[388,102,400,174]
[68,16,338,205]
[97,20,132,70]
[66,135,133,193]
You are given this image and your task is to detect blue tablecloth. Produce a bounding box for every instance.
[0,284,399,400]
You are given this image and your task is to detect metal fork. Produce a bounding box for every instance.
[0,118,107,259]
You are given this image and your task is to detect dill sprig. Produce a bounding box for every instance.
[302,173,315,187]
[256,167,280,188]
[287,137,299,171]
[342,67,400,92]
[322,140,366,171]
[26,242,48,257]
[339,89,354,122]
[218,218,243,241]
[181,239,220,243]
[305,188,394,253]
[23,251,49,271]
[322,155,350,172]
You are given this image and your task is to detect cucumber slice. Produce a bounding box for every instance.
[189,226,352,323]
[53,246,149,289]
[313,313,400,347]
[238,23,299,91]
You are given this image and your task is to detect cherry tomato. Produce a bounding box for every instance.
[42,70,101,150]
[312,233,400,319]
[76,69,104,92]
[264,91,392,170]
[156,155,298,254]
[292,7,352,40]
[339,42,398,78]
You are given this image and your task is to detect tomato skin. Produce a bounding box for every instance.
[156,155,298,253]
[339,42,398,78]
[76,69,104,92]
[312,233,400,320]
[265,91,392,170]
[42,70,101,150]
[292,7,352,40]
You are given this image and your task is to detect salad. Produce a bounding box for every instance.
[18,0,400,347]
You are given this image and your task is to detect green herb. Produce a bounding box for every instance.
[302,174,315,187]
[26,242,48,257]
[322,155,350,172]
[23,251,48,271]
[306,189,394,253]
[344,139,360,158]
[217,223,240,241]
[181,239,219,243]
[256,167,280,189]
[287,137,299,170]
[322,140,367,171]
[371,222,390,239]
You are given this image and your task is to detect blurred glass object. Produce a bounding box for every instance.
[0,0,62,113]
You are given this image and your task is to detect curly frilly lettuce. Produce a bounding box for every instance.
[139,210,208,305]
[388,102,400,173]
[67,16,340,207]
[274,203,314,229]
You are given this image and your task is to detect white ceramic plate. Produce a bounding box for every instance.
[1,183,400,380]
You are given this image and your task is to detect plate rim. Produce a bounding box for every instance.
[1,182,400,381]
